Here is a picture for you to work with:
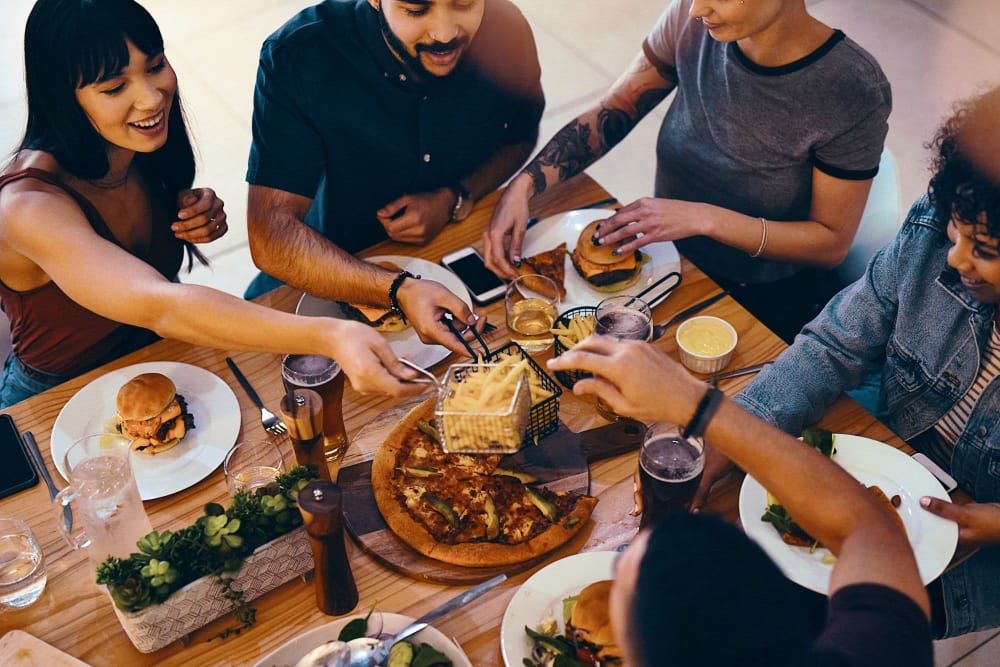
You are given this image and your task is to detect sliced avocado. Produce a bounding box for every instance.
[491,467,539,484]
[417,420,441,444]
[484,493,500,540]
[422,492,459,529]
[396,465,443,478]
[525,487,559,522]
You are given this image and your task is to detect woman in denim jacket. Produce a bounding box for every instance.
[730,89,1000,638]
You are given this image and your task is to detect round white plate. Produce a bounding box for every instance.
[296,255,472,370]
[520,209,682,310]
[500,550,617,667]
[253,611,473,667]
[51,361,240,500]
[739,434,959,594]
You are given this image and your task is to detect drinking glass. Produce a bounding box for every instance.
[54,434,153,568]
[594,295,652,419]
[638,422,705,529]
[224,439,285,494]
[0,518,46,610]
[282,354,348,475]
[505,274,560,353]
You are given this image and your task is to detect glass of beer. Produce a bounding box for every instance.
[594,295,652,419]
[638,422,705,529]
[282,354,348,476]
[505,274,560,353]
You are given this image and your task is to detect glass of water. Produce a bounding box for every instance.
[0,518,46,610]
[224,439,285,494]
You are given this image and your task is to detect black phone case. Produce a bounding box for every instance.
[0,415,39,499]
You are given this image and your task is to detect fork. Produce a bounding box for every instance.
[225,357,288,435]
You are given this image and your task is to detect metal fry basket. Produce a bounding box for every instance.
[435,362,531,454]
[485,342,562,446]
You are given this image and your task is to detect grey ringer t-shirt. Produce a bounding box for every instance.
[645,0,891,284]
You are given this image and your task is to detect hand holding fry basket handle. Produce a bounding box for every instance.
[298,480,358,616]
[281,389,332,481]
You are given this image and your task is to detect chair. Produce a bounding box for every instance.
[835,148,902,285]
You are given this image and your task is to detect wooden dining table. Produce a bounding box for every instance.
[0,173,934,666]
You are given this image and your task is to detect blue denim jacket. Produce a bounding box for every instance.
[736,194,1000,636]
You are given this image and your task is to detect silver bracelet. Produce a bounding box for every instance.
[749,216,768,258]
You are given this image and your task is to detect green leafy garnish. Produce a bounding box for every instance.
[802,427,836,458]
[338,605,375,641]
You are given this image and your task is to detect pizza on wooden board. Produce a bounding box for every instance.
[371,398,597,567]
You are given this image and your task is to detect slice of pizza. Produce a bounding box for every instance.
[518,243,567,300]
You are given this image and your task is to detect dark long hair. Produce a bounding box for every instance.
[20,0,204,267]
[927,88,1000,238]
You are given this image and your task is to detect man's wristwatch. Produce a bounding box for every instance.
[448,183,473,223]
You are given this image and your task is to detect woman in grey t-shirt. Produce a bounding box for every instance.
[484,0,890,342]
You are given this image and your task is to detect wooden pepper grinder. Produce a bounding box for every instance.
[297,480,358,615]
[281,389,332,481]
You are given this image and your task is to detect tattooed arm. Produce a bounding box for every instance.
[483,52,674,277]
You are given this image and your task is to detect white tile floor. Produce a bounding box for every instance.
[1,1,999,664]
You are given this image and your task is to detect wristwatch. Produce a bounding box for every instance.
[448,183,473,223]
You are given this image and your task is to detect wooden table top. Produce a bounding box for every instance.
[0,174,919,666]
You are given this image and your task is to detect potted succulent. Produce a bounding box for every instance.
[96,466,318,653]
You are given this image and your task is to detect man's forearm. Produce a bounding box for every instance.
[247,186,396,305]
[461,140,537,201]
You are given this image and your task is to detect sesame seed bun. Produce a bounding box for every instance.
[568,579,622,661]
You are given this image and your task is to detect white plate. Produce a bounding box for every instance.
[521,209,682,310]
[253,611,473,667]
[500,550,617,667]
[296,255,472,370]
[51,361,240,500]
[739,434,959,594]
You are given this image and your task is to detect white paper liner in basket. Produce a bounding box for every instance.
[435,363,531,454]
[107,525,312,653]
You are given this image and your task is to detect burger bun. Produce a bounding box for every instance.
[116,373,177,421]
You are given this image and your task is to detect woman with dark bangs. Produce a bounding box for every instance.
[0,0,425,407]
[699,87,1000,639]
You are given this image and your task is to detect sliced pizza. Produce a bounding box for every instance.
[518,242,567,300]
[371,399,596,567]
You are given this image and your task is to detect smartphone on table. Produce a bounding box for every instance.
[0,413,39,499]
[441,246,507,306]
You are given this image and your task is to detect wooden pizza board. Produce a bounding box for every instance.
[338,396,643,584]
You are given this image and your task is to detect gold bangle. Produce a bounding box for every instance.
[749,216,768,258]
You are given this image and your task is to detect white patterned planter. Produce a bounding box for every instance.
[108,526,312,653]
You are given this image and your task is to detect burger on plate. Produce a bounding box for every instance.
[115,373,195,454]
[570,219,642,292]
[337,260,410,332]
[565,579,623,665]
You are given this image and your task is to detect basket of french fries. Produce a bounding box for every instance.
[484,342,562,445]
[435,358,532,454]
[551,306,598,389]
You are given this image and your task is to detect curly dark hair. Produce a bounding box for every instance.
[927,88,1000,238]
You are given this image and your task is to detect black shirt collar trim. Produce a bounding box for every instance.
[729,29,845,76]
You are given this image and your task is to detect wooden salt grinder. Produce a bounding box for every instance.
[281,389,331,481]
[297,480,358,615]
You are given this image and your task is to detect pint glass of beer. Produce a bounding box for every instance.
[281,354,348,476]
[638,422,705,529]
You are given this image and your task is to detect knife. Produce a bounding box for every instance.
[706,362,771,384]
[651,291,729,341]
[23,431,73,532]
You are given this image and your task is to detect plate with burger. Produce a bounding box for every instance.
[520,209,681,310]
[50,361,241,500]
[501,550,621,667]
[739,433,958,595]
[296,255,472,370]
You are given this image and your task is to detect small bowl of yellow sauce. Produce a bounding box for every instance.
[675,316,738,374]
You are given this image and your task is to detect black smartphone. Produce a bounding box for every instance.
[440,246,507,305]
[0,413,39,499]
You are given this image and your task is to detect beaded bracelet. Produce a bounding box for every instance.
[388,270,418,316]
[682,385,724,441]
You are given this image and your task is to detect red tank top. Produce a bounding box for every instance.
[0,168,184,377]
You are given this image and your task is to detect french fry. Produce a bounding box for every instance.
[551,313,595,348]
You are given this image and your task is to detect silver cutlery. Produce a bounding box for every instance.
[651,290,729,341]
[225,357,288,436]
[706,361,770,385]
[23,431,72,532]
